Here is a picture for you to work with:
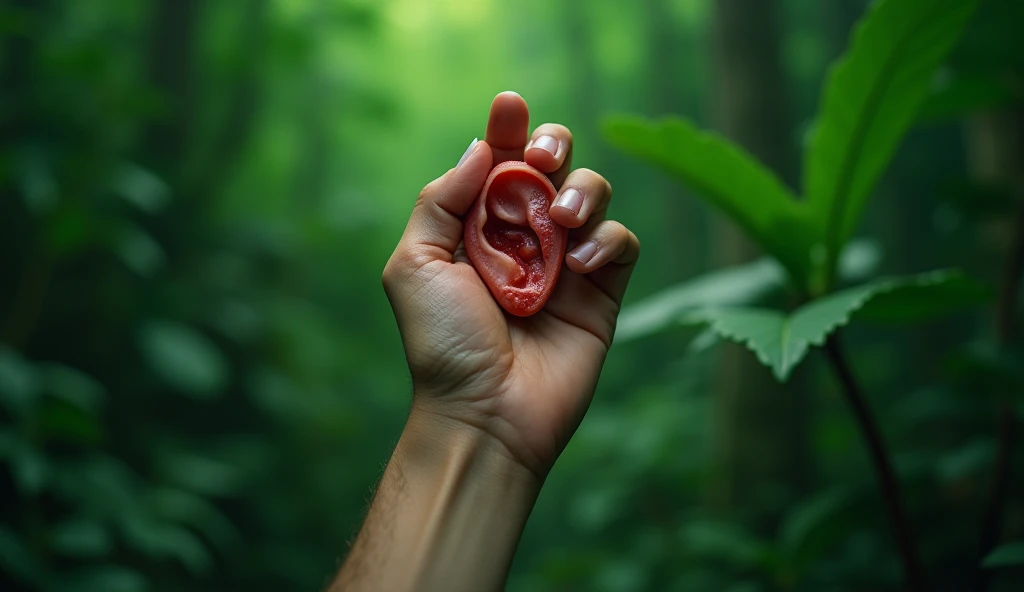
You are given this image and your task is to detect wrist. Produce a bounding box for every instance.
[401,400,543,490]
[334,401,542,592]
[368,402,541,592]
[408,395,553,481]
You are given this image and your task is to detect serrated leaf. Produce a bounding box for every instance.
[617,239,884,342]
[604,115,818,285]
[982,541,1024,569]
[686,270,979,381]
[616,258,786,342]
[805,0,979,280]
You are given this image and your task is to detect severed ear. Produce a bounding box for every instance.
[463,162,567,317]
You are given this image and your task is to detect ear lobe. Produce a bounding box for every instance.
[464,161,568,317]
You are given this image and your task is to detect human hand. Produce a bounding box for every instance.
[383,91,640,478]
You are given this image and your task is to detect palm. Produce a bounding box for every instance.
[404,253,615,466]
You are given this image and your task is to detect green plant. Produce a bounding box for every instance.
[604,0,986,590]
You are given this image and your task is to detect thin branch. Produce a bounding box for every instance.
[824,334,925,592]
[976,197,1024,592]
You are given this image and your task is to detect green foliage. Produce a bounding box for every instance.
[138,321,228,398]
[607,0,979,297]
[983,542,1024,569]
[606,0,982,387]
[617,239,883,342]
[1,0,1021,590]
[805,0,979,285]
[603,116,819,285]
[681,271,984,381]
[615,257,785,342]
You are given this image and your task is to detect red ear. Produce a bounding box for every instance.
[464,161,567,317]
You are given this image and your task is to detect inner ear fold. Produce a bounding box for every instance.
[473,182,542,288]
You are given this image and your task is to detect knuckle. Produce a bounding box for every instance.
[573,168,610,193]
[382,255,399,288]
[540,123,573,139]
[417,177,446,204]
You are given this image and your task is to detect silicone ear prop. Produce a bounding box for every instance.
[464,161,568,317]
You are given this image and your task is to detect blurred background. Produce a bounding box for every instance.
[1,0,1022,590]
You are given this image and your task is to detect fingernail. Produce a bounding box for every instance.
[568,240,599,266]
[528,135,559,157]
[553,187,583,217]
[457,138,479,168]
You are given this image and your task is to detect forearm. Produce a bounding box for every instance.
[331,404,542,592]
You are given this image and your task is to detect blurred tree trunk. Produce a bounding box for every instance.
[967,105,1024,592]
[707,0,810,528]
[643,0,707,277]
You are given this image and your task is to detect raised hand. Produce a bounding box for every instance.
[382,91,640,478]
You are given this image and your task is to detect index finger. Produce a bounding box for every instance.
[485,91,530,164]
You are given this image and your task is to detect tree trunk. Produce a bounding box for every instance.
[643,0,707,278]
[968,106,1024,592]
[707,0,809,529]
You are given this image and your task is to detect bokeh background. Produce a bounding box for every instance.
[2,0,1023,590]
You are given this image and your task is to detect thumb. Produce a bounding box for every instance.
[402,139,493,255]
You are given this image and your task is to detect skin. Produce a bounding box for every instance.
[330,92,640,592]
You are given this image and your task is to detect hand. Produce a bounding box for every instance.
[383,91,640,478]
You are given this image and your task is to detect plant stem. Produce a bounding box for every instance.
[824,334,924,592]
[976,201,1024,592]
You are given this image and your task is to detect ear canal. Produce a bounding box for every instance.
[464,162,568,317]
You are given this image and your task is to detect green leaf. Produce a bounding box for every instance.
[149,488,242,553]
[112,163,170,213]
[686,270,980,381]
[603,115,818,284]
[120,513,212,575]
[935,439,994,483]
[982,541,1024,569]
[139,321,228,398]
[617,239,884,342]
[51,518,113,558]
[616,258,786,342]
[857,270,990,323]
[38,363,106,412]
[0,346,39,417]
[805,0,979,280]
[117,224,165,277]
[0,433,50,494]
[680,521,775,571]
[156,450,245,497]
